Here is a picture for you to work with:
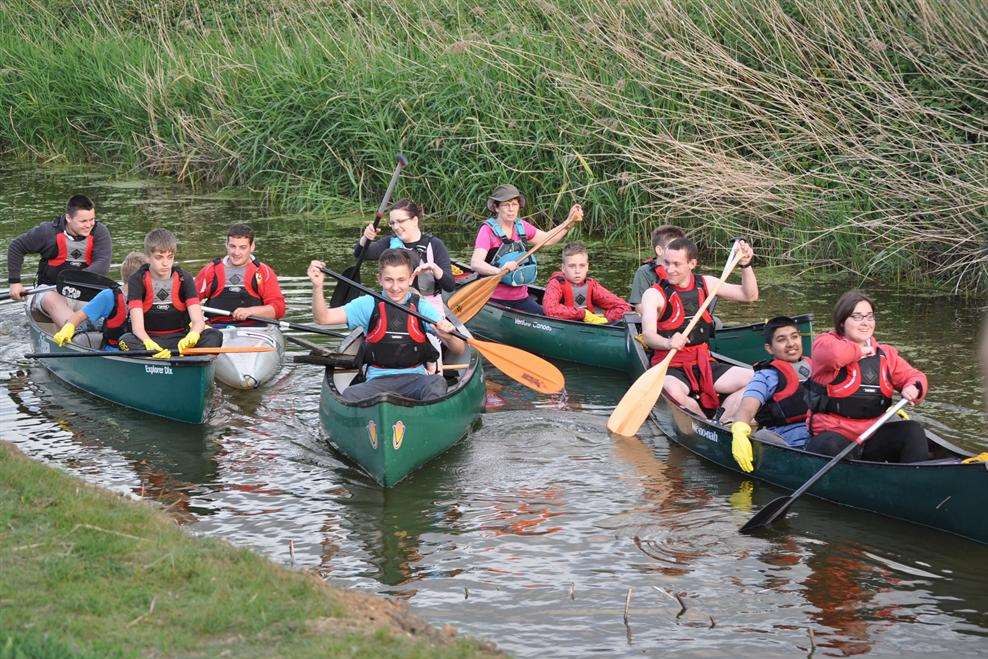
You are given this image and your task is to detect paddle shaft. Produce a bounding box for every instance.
[200,305,346,339]
[25,345,273,359]
[320,267,468,342]
[0,285,55,301]
[740,398,910,533]
[352,155,408,271]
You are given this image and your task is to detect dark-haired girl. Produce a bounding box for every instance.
[355,199,453,312]
[806,290,929,463]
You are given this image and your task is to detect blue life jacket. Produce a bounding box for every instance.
[483,218,537,287]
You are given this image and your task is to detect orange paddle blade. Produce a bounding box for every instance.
[606,355,671,437]
[447,275,501,323]
[467,337,564,394]
[180,346,275,355]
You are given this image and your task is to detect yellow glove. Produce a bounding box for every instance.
[961,452,988,464]
[177,331,200,353]
[143,338,171,360]
[583,309,608,325]
[896,408,910,420]
[53,322,76,347]
[731,421,755,473]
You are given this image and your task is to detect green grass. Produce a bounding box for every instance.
[0,0,984,292]
[0,442,496,658]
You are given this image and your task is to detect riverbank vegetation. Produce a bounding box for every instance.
[0,442,494,657]
[0,0,984,291]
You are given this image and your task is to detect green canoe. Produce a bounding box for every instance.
[625,321,988,544]
[26,309,215,424]
[449,261,809,369]
[318,329,486,488]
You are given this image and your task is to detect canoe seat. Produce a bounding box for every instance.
[71,332,104,349]
[752,428,788,446]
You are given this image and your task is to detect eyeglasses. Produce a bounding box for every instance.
[389,216,414,227]
[848,313,876,322]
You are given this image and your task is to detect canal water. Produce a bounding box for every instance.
[2,160,986,656]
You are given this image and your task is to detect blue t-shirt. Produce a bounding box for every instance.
[742,369,809,448]
[80,289,121,351]
[343,292,441,380]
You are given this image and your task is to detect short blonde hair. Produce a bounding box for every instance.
[144,228,177,255]
[120,251,149,281]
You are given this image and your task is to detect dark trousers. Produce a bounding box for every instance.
[806,420,929,463]
[341,373,448,403]
[119,328,224,351]
[496,295,543,315]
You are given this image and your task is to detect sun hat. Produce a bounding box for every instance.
[486,184,527,214]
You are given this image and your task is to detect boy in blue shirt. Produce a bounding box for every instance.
[307,248,466,402]
[52,252,148,350]
[730,316,813,472]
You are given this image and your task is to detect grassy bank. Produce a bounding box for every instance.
[0,0,984,291]
[0,442,495,657]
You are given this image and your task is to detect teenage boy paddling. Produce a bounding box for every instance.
[6,195,112,326]
[640,238,758,420]
[120,229,222,358]
[195,223,286,325]
[730,316,814,472]
[542,242,631,324]
[308,250,466,402]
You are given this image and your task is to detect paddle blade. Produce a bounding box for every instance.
[606,358,669,437]
[181,346,275,355]
[739,496,792,534]
[328,264,361,308]
[447,275,500,323]
[468,337,564,394]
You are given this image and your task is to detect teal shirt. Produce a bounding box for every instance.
[342,292,441,380]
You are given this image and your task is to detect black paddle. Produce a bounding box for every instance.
[56,270,121,302]
[739,398,910,534]
[25,350,157,359]
[0,285,54,301]
[200,305,347,339]
[328,153,408,308]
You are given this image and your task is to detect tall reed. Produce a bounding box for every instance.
[0,0,984,291]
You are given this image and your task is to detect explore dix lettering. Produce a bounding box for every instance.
[144,364,173,376]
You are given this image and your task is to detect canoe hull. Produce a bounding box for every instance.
[319,350,485,487]
[213,325,285,389]
[625,323,988,544]
[28,316,215,424]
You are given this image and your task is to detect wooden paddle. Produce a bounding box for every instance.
[25,346,274,359]
[328,153,409,308]
[319,266,565,394]
[739,398,910,534]
[447,205,583,323]
[200,305,347,339]
[606,242,743,438]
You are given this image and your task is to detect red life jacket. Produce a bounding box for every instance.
[754,358,813,426]
[201,257,265,323]
[363,292,440,369]
[807,348,894,419]
[652,273,714,346]
[649,259,668,282]
[101,288,130,347]
[136,265,190,335]
[37,226,95,285]
[552,275,601,313]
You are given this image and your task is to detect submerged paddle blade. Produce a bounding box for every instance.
[606,358,669,437]
[469,337,564,394]
[738,496,791,534]
[447,275,501,323]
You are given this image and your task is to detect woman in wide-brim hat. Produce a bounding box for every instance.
[468,184,579,314]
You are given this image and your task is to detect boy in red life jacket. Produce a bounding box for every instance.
[640,237,758,420]
[307,249,466,403]
[119,229,222,359]
[51,252,148,350]
[628,225,685,314]
[542,242,631,324]
[729,316,813,472]
[6,194,112,326]
[804,290,929,463]
[195,223,285,326]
